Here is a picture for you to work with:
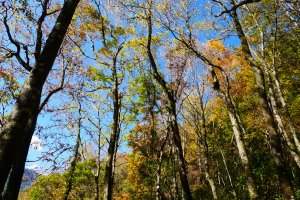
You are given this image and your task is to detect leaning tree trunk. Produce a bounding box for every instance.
[146,12,193,199]
[3,74,65,199]
[208,66,258,199]
[269,64,300,154]
[227,110,258,199]
[221,93,258,199]
[220,150,237,198]
[265,67,300,168]
[229,1,295,198]
[0,0,80,196]
[1,117,36,200]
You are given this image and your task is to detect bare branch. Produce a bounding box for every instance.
[35,0,50,59]
[212,0,261,17]
[39,56,69,112]
[2,2,32,71]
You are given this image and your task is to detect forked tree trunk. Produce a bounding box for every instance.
[0,0,80,196]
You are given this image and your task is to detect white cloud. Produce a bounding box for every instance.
[26,164,39,170]
[30,135,43,150]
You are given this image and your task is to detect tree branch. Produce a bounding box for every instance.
[35,0,50,59]
[2,2,32,71]
[212,0,260,17]
[39,58,68,112]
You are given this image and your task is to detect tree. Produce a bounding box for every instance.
[63,95,83,200]
[156,1,259,197]
[0,0,81,198]
[211,0,295,198]
[145,4,193,198]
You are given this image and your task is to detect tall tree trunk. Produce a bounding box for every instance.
[156,146,167,200]
[270,65,300,153]
[169,104,192,200]
[268,8,300,154]
[197,90,219,200]
[220,150,237,198]
[169,142,180,200]
[2,71,65,199]
[265,68,300,168]
[248,4,300,161]
[155,151,162,200]
[1,117,35,200]
[209,67,258,199]
[227,110,258,199]
[229,1,295,198]
[0,0,80,195]
[94,120,101,200]
[94,164,100,200]
[146,12,193,200]
[103,54,121,200]
[63,100,82,200]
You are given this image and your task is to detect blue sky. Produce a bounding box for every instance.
[0,0,242,174]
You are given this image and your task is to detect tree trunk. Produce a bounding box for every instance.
[146,12,193,199]
[63,100,82,200]
[0,0,80,195]
[197,92,219,200]
[169,100,193,200]
[103,56,121,200]
[1,117,35,200]
[270,64,300,153]
[209,66,258,199]
[227,110,258,199]
[169,142,180,200]
[220,150,237,198]
[156,149,165,200]
[229,1,295,198]
[253,66,295,199]
[94,122,101,200]
[265,69,300,168]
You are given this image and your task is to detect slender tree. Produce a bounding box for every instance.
[157,2,259,197]
[63,96,82,200]
[212,0,295,198]
[146,5,193,199]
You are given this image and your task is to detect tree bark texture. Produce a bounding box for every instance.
[103,53,121,200]
[0,0,80,197]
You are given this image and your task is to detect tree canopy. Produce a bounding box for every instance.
[0,0,299,199]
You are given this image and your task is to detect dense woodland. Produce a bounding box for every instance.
[0,0,299,199]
